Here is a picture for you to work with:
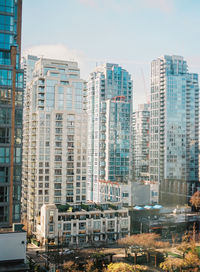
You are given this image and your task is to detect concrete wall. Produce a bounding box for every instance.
[0,232,26,261]
[132,182,150,205]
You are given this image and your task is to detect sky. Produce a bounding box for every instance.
[22,0,200,109]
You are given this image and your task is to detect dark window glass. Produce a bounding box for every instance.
[0,166,9,183]
[15,109,22,126]
[0,127,10,143]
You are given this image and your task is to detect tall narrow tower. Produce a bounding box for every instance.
[0,0,23,227]
[150,55,199,205]
[87,63,133,202]
[132,103,150,182]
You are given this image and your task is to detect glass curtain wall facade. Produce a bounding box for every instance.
[22,59,87,231]
[0,0,23,227]
[87,63,133,202]
[21,55,39,88]
[150,55,199,205]
[132,103,150,182]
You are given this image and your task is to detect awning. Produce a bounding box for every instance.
[152,205,163,209]
[134,206,144,210]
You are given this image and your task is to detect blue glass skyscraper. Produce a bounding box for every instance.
[0,0,23,227]
[87,63,133,202]
[150,55,199,205]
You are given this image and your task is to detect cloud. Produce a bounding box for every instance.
[23,44,84,62]
[22,44,96,79]
[23,43,149,106]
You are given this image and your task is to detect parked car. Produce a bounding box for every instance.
[59,249,74,255]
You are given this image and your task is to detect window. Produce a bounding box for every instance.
[0,69,12,85]
[67,169,74,175]
[0,186,7,202]
[122,192,129,198]
[55,128,62,134]
[93,221,101,230]
[15,109,22,126]
[54,183,61,189]
[0,167,9,183]
[0,88,11,104]
[108,220,115,228]
[54,197,61,203]
[67,114,75,121]
[45,176,49,181]
[55,141,62,147]
[0,127,10,143]
[67,183,73,188]
[0,147,9,163]
[49,224,54,232]
[55,121,62,127]
[67,162,73,168]
[15,128,22,144]
[55,155,62,161]
[79,222,86,230]
[0,107,11,125]
[55,169,62,175]
[63,223,71,231]
[56,114,63,120]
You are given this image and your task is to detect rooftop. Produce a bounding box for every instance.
[56,202,125,213]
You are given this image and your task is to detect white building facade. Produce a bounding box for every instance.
[0,231,27,262]
[36,203,130,246]
[22,59,88,230]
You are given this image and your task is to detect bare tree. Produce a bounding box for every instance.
[190,191,200,210]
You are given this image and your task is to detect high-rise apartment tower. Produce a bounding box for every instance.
[87,63,133,202]
[22,58,87,230]
[150,55,199,205]
[0,0,23,227]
